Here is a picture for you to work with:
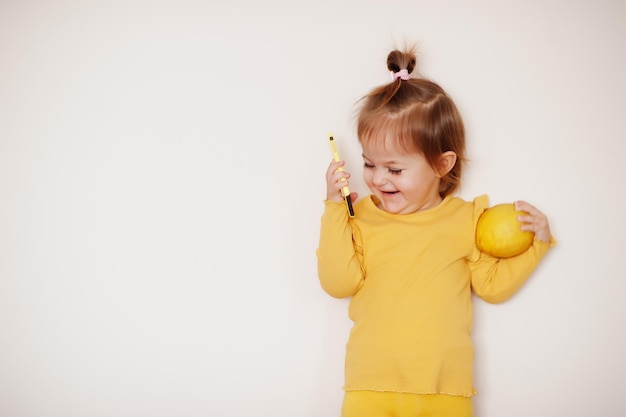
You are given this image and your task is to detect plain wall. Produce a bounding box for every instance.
[1,0,625,416]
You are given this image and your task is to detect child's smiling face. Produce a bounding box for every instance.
[361,139,443,215]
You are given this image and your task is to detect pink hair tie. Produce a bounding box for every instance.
[392,69,410,81]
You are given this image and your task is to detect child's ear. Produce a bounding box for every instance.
[437,151,457,177]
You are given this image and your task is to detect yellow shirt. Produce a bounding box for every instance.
[316,194,554,397]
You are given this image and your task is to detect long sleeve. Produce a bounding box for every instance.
[469,237,555,303]
[467,195,556,303]
[316,200,365,298]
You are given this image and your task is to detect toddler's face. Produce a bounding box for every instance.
[361,140,442,214]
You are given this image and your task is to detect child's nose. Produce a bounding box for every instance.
[372,169,388,186]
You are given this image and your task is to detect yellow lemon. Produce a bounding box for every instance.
[476,203,534,258]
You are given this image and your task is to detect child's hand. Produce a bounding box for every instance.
[325,159,358,203]
[514,200,552,243]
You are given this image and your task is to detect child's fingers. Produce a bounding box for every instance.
[333,171,351,183]
[514,200,552,242]
[327,160,351,182]
[514,200,539,214]
[326,159,344,177]
[325,159,353,202]
[515,201,543,222]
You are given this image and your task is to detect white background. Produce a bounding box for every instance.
[1,0,625,416]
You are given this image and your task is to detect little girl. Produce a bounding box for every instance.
[316,47,554,417]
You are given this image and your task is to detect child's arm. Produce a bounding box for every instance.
[316,201,365,298]
[469,200,555,303]
[316,159,364,298]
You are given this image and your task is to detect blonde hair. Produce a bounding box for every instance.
[357,47,466,197]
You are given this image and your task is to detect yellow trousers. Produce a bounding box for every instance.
[341,391,473,417]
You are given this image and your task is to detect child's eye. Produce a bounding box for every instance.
[389,169,403,175]
[363,162,374,169]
